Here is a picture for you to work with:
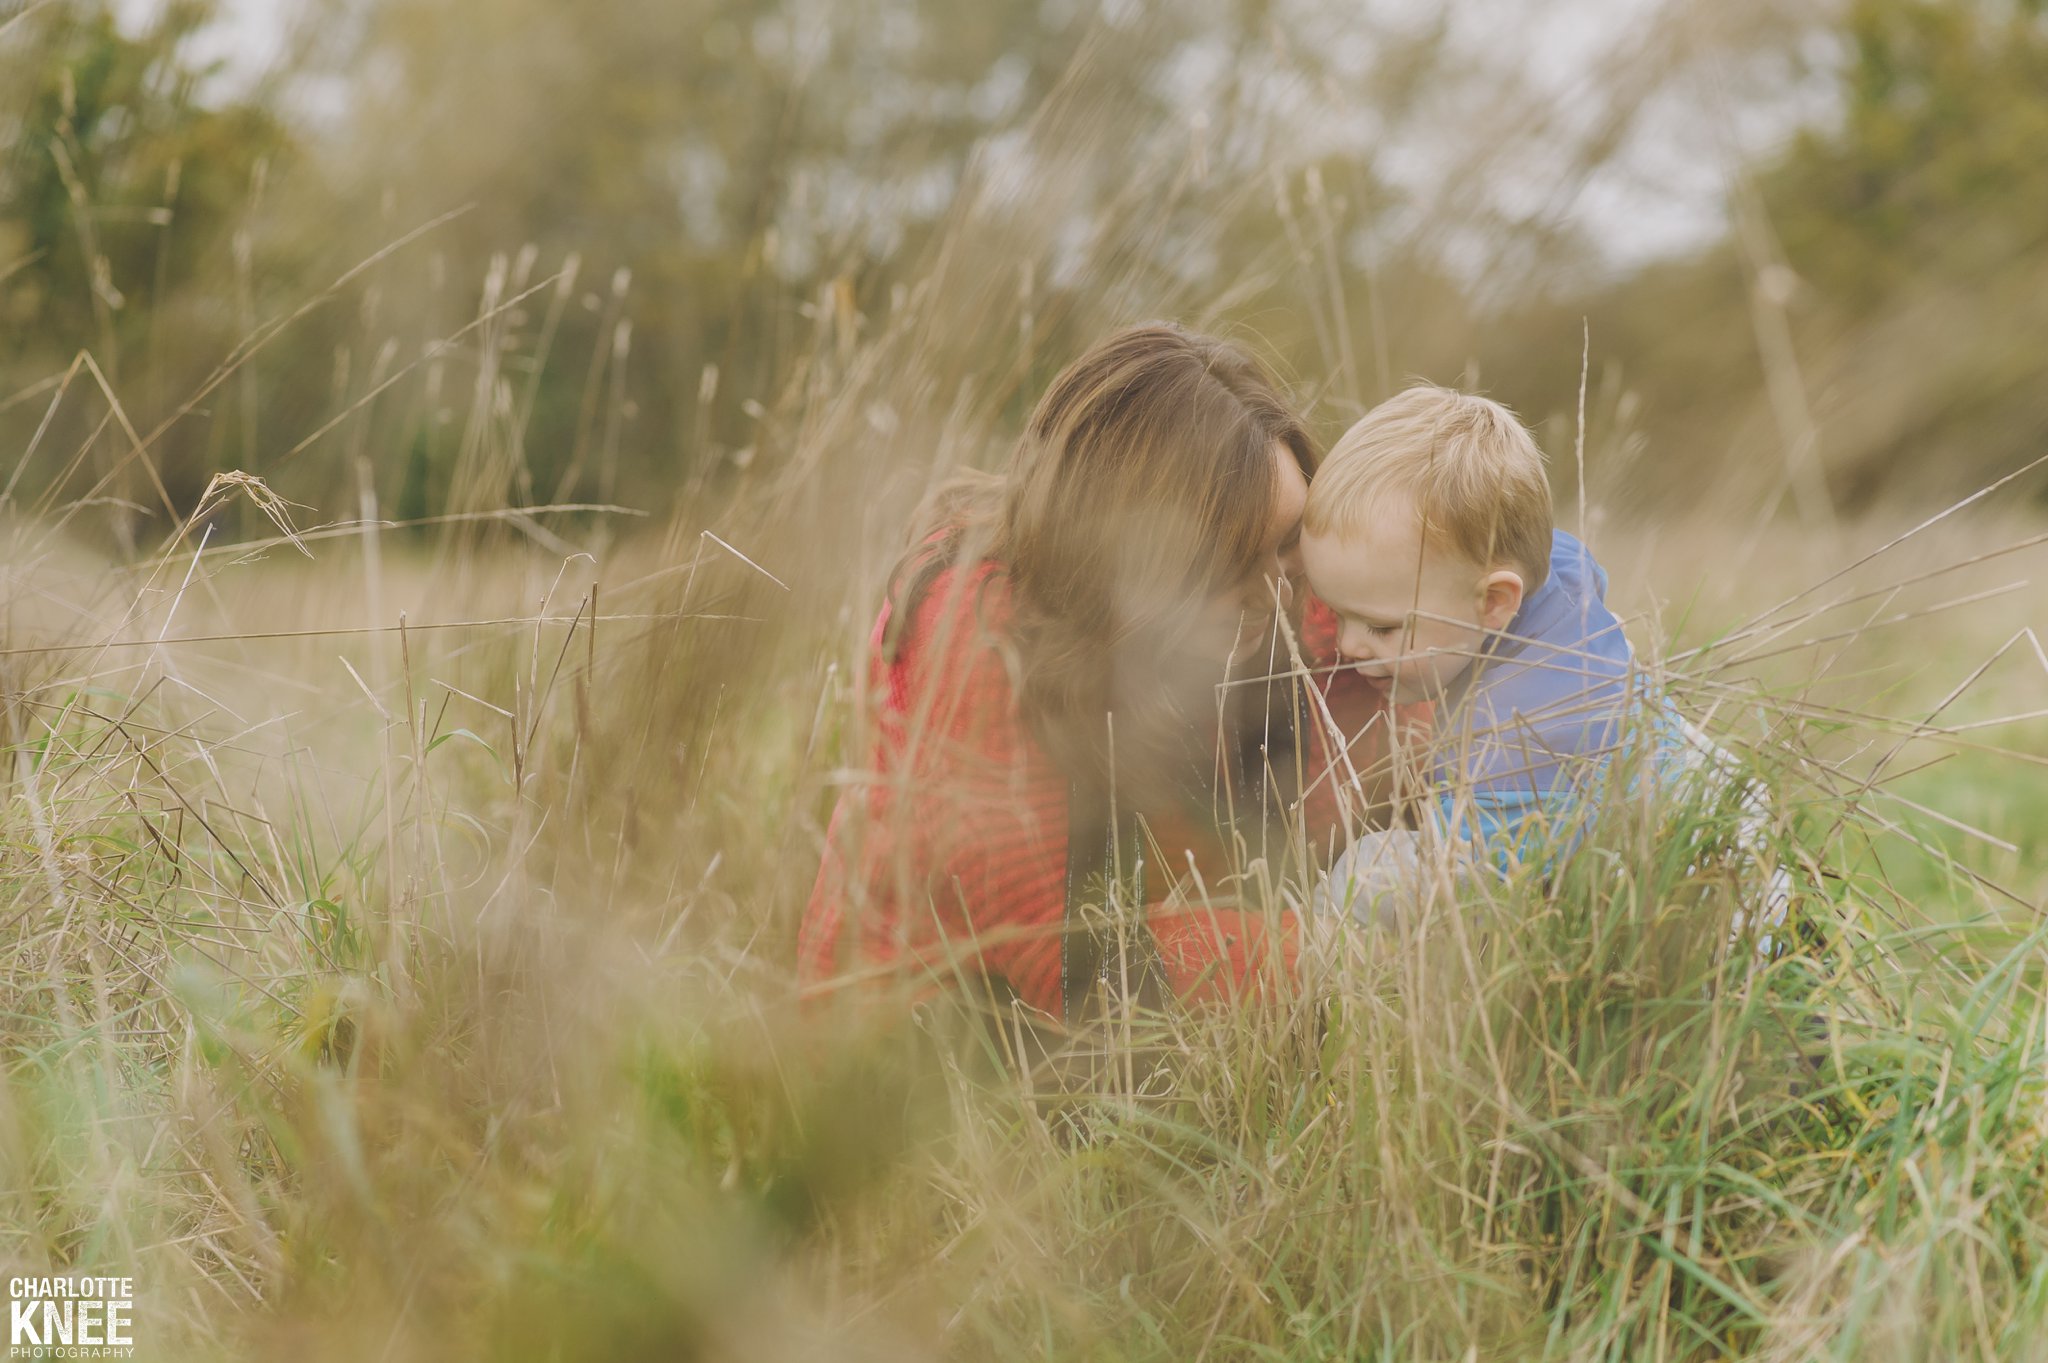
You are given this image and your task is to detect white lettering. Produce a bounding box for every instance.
[7,1276,139,1356]
[13,1295,41,1345]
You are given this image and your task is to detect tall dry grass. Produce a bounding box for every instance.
[4,11,2048,1362]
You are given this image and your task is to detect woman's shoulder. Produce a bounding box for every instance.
[889,557,1010,650]
[874,556,1019,711]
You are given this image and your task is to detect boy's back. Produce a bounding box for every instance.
[1432,526,1636,857]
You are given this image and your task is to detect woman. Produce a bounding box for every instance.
[798,323,1410,1023]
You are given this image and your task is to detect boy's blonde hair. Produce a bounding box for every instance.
[1304,383,1554,592]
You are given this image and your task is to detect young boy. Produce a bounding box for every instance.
[1300,384,1787,946]
[1302,383,1632,870]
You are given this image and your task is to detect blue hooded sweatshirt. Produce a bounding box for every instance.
[1430,528,1641,865]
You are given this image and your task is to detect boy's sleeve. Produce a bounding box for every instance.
[1313,828,1426,928]
[1432,787,1554,877]
[1431,717,1628,876]
[1433,698,1711,878]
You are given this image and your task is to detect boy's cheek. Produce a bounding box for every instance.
[1425,653,1476,694]
[1386,653,1466,703]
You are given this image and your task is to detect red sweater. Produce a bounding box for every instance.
[796,560,1412,1016]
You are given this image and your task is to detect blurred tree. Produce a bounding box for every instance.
[1769,0,2048,310]
[1757,0,2048,506]
[316,0,1167,515]
[312,0,1538,522]
[9,0,2040,540]
[1471,0,2048,518]
[0,0,296,524]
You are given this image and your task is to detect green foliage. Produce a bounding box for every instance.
[0,2,286,365]
[1768,0,2048,310]
[0,0,296,525]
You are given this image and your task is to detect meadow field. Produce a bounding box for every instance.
[6,2,2048,1359]
[6,353,2048,1361]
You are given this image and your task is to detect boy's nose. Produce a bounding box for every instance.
[1337,625,1378,663]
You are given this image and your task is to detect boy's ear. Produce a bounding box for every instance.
[1479,570,1523,631]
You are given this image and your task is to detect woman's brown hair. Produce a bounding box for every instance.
[888,322,1318,808]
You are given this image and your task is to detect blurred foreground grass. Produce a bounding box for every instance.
[3,486,2045,1360]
